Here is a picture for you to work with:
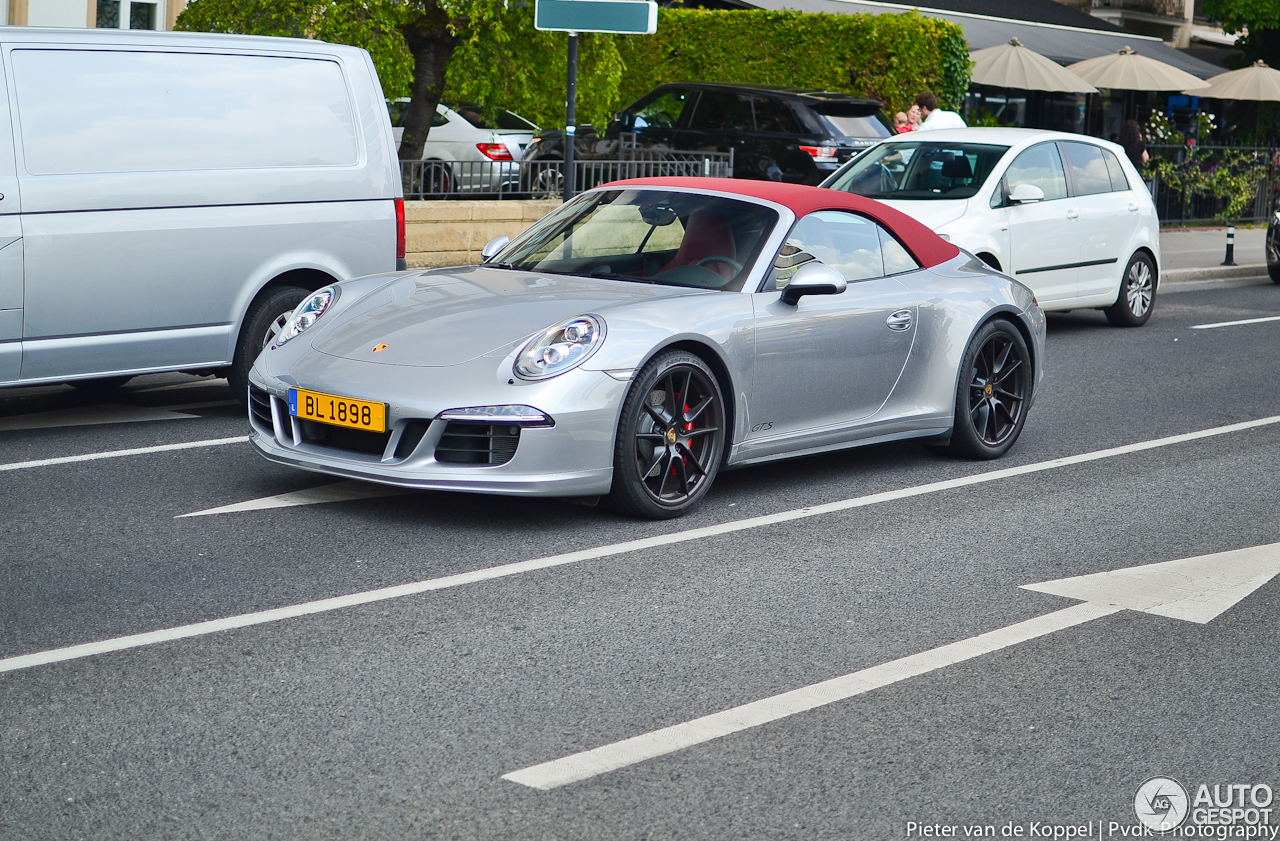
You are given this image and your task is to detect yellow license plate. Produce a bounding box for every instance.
[288,388,387,433]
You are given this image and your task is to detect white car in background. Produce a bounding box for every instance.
[388,99,538,194]
[823,128,1161,326]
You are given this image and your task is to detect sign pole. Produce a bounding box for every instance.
[563,31,578,202]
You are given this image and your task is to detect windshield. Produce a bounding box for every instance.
[824,142,1009,200]
[819,114,891,140]
[494,189,779,292]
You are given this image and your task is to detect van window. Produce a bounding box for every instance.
[13,50,359,175]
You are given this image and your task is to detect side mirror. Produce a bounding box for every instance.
[780,261,847,306]
[1009,183,1045,204]
[481,236,510,263]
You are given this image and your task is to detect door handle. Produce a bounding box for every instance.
[886,310,912,332]
[1066,209,1079,219]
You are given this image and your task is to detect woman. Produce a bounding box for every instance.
[1119,119,1149,169]
[907,103,922,131]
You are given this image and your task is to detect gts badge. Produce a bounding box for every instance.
[751,422,773,433]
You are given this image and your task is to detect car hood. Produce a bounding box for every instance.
[311,266,708,368]
[875,199,969,232]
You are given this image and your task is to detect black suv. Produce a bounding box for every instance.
[523,82,891,185]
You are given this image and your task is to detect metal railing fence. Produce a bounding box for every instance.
[400,149,734,200]
[1145,144,1279,225]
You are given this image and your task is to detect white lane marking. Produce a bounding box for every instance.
[178,480,413,517]
[504,543,1280,789]
[0,436,249,473]
[2,414,1278,675]
[1190,314,1280,330]
[504,603,1121,789]
[0,404,198,432]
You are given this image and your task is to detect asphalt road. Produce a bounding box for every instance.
[2,278,1279,840]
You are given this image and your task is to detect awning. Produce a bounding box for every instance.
[741,0,1224,80]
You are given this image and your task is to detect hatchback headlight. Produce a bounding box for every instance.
[514,315,605,380]
[274,286,338,348]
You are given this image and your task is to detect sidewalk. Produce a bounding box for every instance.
[1160,226,1269,284]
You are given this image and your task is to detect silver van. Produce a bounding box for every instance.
[0,27,403,399]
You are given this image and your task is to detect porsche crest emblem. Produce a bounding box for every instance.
[372,343,389,353]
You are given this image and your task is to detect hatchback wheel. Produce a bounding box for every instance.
[945,319,1031,460]
[1105,252,1156,327]
[608,351,725,519]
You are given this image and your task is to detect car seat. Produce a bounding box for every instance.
[663,209,738,280]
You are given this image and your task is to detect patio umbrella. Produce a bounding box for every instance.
[1068,46,1211,91]
[970,38,1098,94]
[1187,60,1280,100]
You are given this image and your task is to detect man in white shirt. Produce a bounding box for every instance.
[915,91,967,131]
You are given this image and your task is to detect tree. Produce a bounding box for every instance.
[1199,0,1280,68]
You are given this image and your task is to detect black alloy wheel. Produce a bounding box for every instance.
[946,319,1031,460]
[1105,252,1156,327]
[608,351,725,519]
[228,285,310,404]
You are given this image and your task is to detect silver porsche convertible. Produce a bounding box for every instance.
[248,177,1045,519]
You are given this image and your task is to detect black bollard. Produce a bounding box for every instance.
[1222,224,1237,266]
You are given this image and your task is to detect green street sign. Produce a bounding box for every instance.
[535,0,658,34]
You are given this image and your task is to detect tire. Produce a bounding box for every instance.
[529,164,564,199]
[1269,262,1280,284]
[228,285,310,404]
[69,376,133,391]
[945,319,1032,460]
[1105,252,1156,327]
[607,351,726,519]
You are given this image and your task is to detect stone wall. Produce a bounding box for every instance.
[405,199,561,269]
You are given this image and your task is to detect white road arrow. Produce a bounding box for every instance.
[177,480,413,517]
[503,542,1280,791]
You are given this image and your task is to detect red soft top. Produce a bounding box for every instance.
[601,176,960,269]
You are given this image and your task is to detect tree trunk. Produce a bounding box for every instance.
[398,3,461,162]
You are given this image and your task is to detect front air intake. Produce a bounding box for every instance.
[434,422,520,465]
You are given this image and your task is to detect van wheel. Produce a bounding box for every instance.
[229,285,309,403]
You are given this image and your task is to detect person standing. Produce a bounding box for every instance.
[915,91,966,131]
[1118,119,1149,169]
[907,103,922,131]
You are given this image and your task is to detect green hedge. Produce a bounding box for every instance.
[613,9,970,117]
[445,7,971,127]
[177,1,970,130]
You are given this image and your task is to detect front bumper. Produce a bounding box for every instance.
[247,357,626,498]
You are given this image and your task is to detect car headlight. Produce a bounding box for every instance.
[514,315,605,380]
[273,286,338,348]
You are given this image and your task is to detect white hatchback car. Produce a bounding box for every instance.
[823,128,1160,326]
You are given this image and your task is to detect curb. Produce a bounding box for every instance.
[1163,263,1268,283]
